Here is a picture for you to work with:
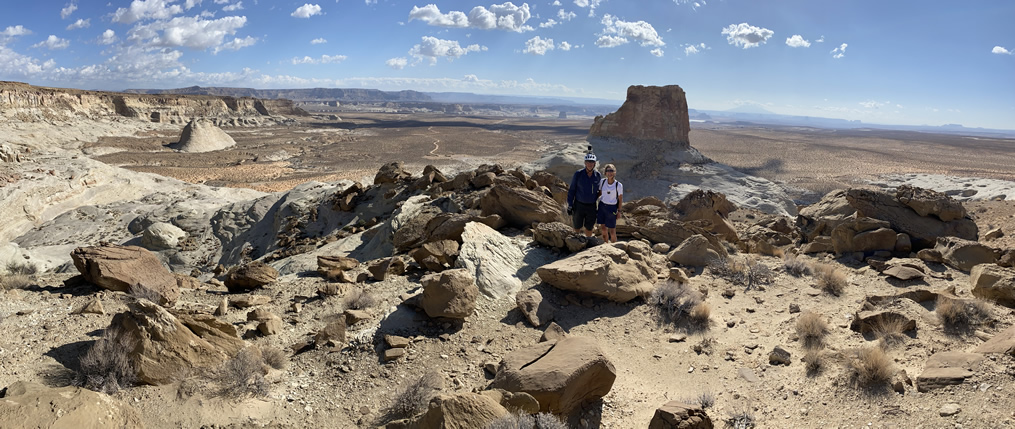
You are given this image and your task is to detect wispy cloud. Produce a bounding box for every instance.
[386,57,407,69]
[292,54,347,64]
[683,42,707,55]
[573,0,606,17]
[650,48,663,57]
[223,1,243,11]
[831,43,847,59]
[992,46,1012,55]
[1,25,32,37]
[408,3,533,32]
[557,9,576,21]
[61,2,78,19]
[721,22,773,49]
[291,4,322,18]
[66,19,90,30]
[558,41,572,51]
[785,34,810,48]
[32,35,70,50]
[311,38,327,44]
[859,100,890,109]
[539,19,558,28]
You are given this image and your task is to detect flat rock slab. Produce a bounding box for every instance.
[972,324,1015,355]
[917,367,974,392]
[925,351,984,370]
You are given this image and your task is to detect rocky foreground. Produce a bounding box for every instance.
[0,83,1014,428]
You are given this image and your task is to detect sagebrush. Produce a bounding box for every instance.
[813,263,847,296]
[377,371,443,425]
[651,280,710,330]
[937,297,990,330]
[486,412,569,429]
[343,287,377,310]
[77,324,137,394]
[849,346,893,388]
[708,257,773,291]
[211,347,270,399]
[783,254,812,277]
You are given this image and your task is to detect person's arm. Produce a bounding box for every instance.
[567,171,577,207]
[617,183,624,216]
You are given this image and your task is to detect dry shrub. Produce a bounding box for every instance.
[1,261,38,290]
[813,263,847,296]
[803,350,823,376]
[795,311,829,350]
[343,287,377,311]
[849,346,894,388]
[486,412,569,429]
[212,347,269,399]
[871,316,908,348]
[377,371,443,425]
[708,257,773,291]
[783,254,812,277]
[937,297,991,330]
[725,403,756,429]
[652,280,710,331]
[77,325,137,394]
[696,390,716,409]
[260,346,289,370]
[692,337,716,356]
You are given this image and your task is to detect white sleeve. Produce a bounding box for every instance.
[617,182,623,196]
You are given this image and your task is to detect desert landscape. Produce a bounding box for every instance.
[2,81,1015,429]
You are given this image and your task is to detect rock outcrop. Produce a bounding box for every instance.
[71,244,180,306]
[537,244,656,302]
[0,381,145,429]
[170,119,237,153]
[845,187,977,249]
[589,85,692,150]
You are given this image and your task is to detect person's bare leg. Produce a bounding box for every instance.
[609,227,618,243]
[600,224,609,242]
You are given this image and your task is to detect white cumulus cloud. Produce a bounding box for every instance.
[831,43,847,58]
[409,36,484,64]
[721,22,773,49]
[558,41,572,51]
[599,14,664,47]
[816,35,824,43]
[992,46,1012,55]
[214,36,256,54]
[524,36,554,55]
[386,57,408,69]
[540,19,557,28]
[650,48,663,57]
[409,3,532,32]
[128,15,251,52]
[223,1,243,11]
[61,2,78,19]
[684,42,706,55]
[2,25,32,37]
[786,34,810,48]
[311,38,327,44]
[292,54,347,64]
[185,0,203,9]
[291,4,322,18]
[67,19,90,30]
[573,0,605,17]
[32,35,70,50]
[557,9,576,21]
[595,35,627,48]
[113,0,185,24]
[99,29,118,45]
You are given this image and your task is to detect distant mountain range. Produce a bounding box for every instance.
[123,85,1015,138]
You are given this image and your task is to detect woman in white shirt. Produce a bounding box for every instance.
[596,163,623,243]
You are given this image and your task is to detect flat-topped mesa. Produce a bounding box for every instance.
[588,85,691,150]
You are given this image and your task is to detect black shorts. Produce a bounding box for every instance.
[572,201,597,230]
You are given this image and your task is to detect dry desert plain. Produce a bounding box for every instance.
[3,111,1015,429]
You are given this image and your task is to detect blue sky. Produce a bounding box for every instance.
[1,0,1013,129]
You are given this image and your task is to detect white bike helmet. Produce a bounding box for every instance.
[584,152,597,162]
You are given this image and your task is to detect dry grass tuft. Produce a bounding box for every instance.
[211,347,270,399]
[803,350,823,376]
[343,287,377,311]
[77,325,137,394]
[871,316,909,348]
[708,256,773,291]
[696,390,716,409]
[260,346,289,370]
[783,254,812,277]
[813,263,847,296]
[796,311,829,350]
[1,261,38,290]
[377,371,443,425]
[487,412,569,429]
[725,403,757,429]
[849,346,894,388]
[652,280,710,331]
[937,297,991,330]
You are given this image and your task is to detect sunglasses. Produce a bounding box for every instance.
[605,169,615,172]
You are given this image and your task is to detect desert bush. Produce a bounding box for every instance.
[260,346,289,370]
[696,390,716,409]
[849,346,893,388]
[725,404,756,429]
[803,350,823,376]
[813,263,847,296]
[343,287,377,311]
[377,371,443,425]
[937,297,991,330]
[211,347,269,399]
[651,280,710,330]
[795,311,829,350]
[77,325,137,394]
[708,257,773,291]
[1,261,38,290]
[870,316,908,348]
[486,412,568,429]
[783,254,812,277]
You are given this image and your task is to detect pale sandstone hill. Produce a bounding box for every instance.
[171,119,237,153]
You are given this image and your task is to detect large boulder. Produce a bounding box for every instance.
[224,261,279,293]
[0,381,145,429]
[420,269,479,319]
[896,185,967,222]
[845,188,977,248]
[673,189,738,242]
[533,221,575,250]
[171,118,236,153]
[141,222,186,251]
[631,219,728,258]
[490,336,616,415]
[110,299,246,385]
[648,401,714,429]
[970,264,1015,307]
[973,324,1015,355]
[588,85,691,149]
[71,244,179,306]
[480,185,561,228]
[798,190,856,241]
[455,222,525,299]
[414,393,509,429]
[830,218,897,255]
[516,289,554,327]
[935,237,998,271]
[374,161,412,185]
[411,240,460,272]
[667,234,722,267]
[536,244,656,302]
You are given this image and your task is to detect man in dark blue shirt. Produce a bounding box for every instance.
[567,151,602,237]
